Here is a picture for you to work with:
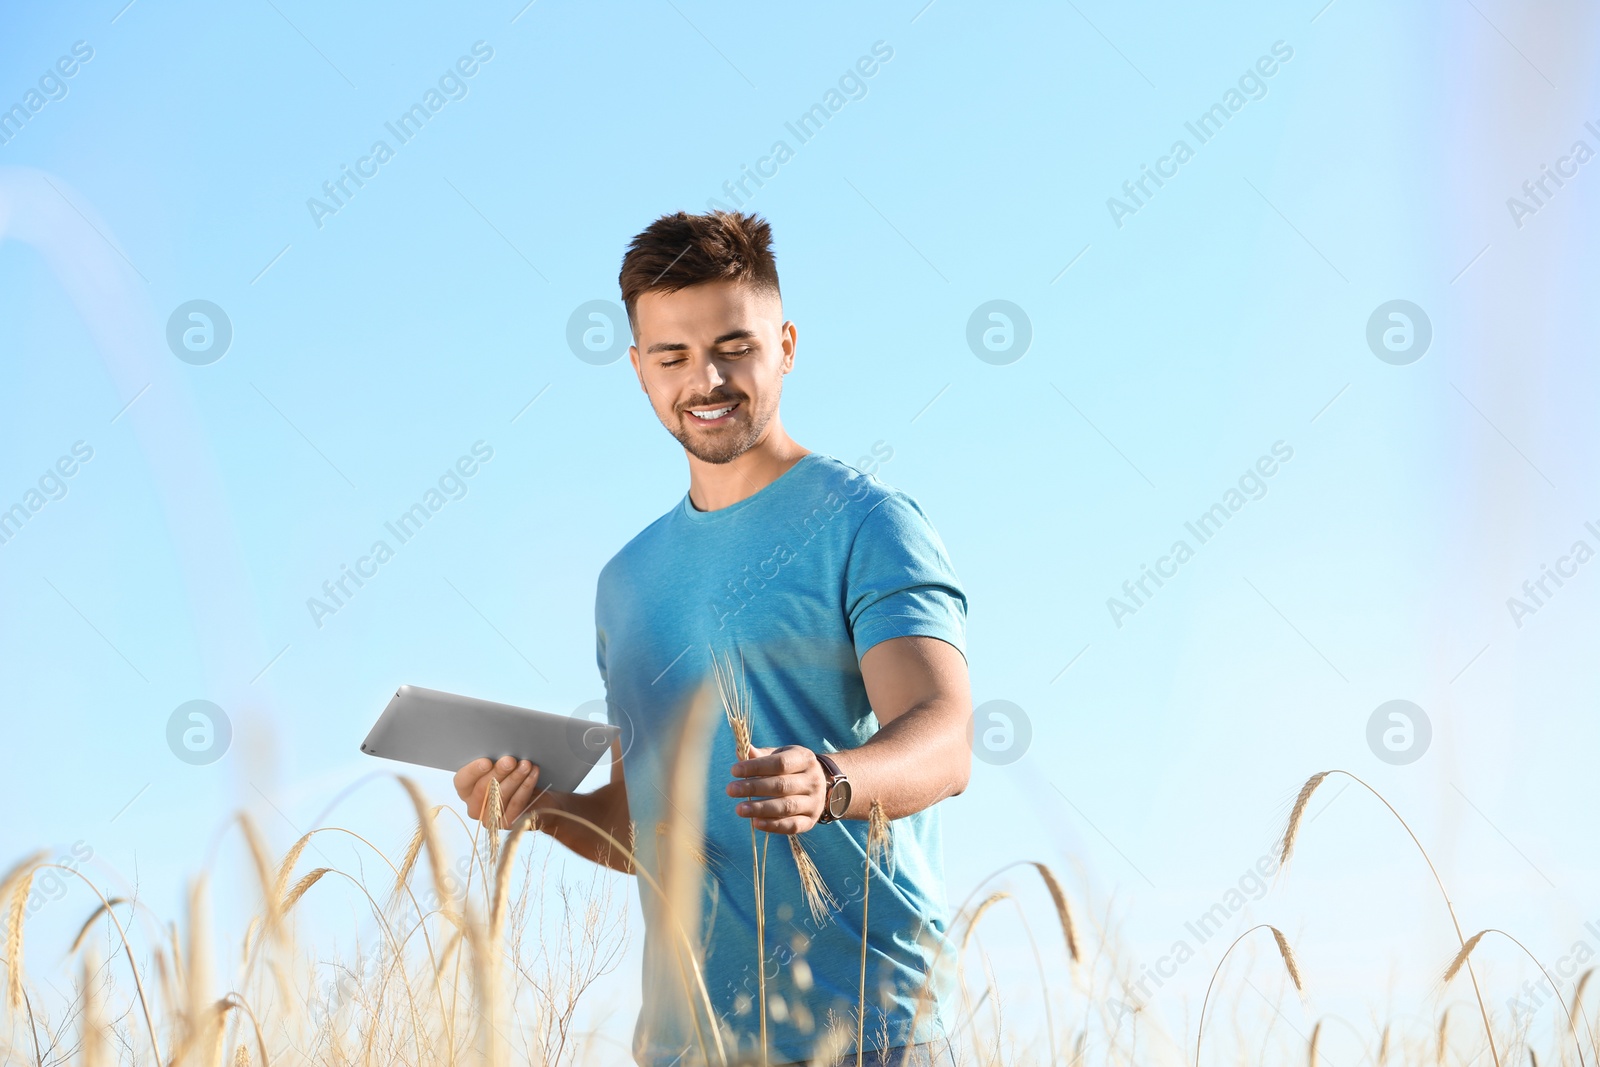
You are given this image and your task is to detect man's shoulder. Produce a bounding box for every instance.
[805,451,902,513]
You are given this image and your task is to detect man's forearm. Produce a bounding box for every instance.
[529,780,635,873]
[829,699,970,821]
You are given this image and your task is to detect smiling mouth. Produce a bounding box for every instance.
[685,402,740,424]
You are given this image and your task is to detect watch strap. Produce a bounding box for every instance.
[815,751,846,823]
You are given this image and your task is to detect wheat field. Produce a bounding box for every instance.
[1,768,1592,1067]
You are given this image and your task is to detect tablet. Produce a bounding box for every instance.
[360,685,620,794]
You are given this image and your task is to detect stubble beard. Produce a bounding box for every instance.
[667,386,780,465]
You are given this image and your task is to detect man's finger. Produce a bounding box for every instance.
[736,795,812,820]
[731,749,812,778]
[752,815,809,835]
[726,774,812,798]
[454,758,493,800]
[504,762,541,823]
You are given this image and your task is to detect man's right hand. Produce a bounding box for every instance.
[454,756,542,829]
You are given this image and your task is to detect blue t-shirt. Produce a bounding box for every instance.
[594,452,969,1066]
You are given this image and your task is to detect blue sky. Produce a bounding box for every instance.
[3,0,1598,1059]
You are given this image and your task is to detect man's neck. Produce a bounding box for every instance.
[686,426,810,512]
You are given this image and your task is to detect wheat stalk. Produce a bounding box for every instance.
[711,646,769,1065]
[856,799,893,1067]
[1276,769,1502,1067]
[70,897,127,954]
[1196,924,1306,1067]
[398,778,454,917]
[81,946,105,1067]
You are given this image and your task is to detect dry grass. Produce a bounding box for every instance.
[0,764,1585,1067]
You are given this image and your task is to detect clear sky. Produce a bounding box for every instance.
[2,0,1597,1061]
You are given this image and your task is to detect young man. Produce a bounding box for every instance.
[454,210,972,1067]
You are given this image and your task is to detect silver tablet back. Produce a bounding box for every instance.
[360,685,619,793]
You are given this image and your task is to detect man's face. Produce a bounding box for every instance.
[628,279,796,465]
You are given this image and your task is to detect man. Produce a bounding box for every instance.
[455,210,972,1067]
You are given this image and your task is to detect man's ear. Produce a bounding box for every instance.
[628,345,647,392]
[780,320,797,373]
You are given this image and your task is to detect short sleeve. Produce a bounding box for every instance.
[843,492,968,664]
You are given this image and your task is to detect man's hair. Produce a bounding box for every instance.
[618,210,781,339]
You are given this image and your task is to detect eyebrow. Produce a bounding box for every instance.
[645,329,758,354]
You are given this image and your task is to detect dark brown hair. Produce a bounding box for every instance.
[617,210,781,338]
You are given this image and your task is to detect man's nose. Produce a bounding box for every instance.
[691,354,727,394]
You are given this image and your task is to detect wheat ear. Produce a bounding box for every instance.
[1444,931,1489,983]
[282,869,331,913]
[5,864,37,1011]
[1278,771,1331,865]
[1029,862,1080,964]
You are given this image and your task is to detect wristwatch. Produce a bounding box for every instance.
[814,751,852,824]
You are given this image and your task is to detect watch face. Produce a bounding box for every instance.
[828,778,852,819]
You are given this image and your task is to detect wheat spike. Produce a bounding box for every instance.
[273,833,314,904]
[484,775,504,857]
[1570,968,1594,1037]
[788,836,838,924]
[712,645,837,926]
[234,1044,251,1067]
[391,826,425,901]
[867,800,893,876]
[1270,926,1305,993]
[1444,931,1489,983]
[1029,862,1081,964]
[1278,771,1331,865]
[398,779,453,916]
[1309,1019,1323,1067]
[282,869,331,913]
[70,898,128,954]
[5,865,37,1011]
[961,892,1012,953]
[1437,1008,1451,1067]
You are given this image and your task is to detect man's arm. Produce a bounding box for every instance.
[725,634,972,833]
[454,737,635,872]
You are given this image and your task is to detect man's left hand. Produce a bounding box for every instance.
[727,744,828,834]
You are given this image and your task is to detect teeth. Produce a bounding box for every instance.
[689,406,733,419]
